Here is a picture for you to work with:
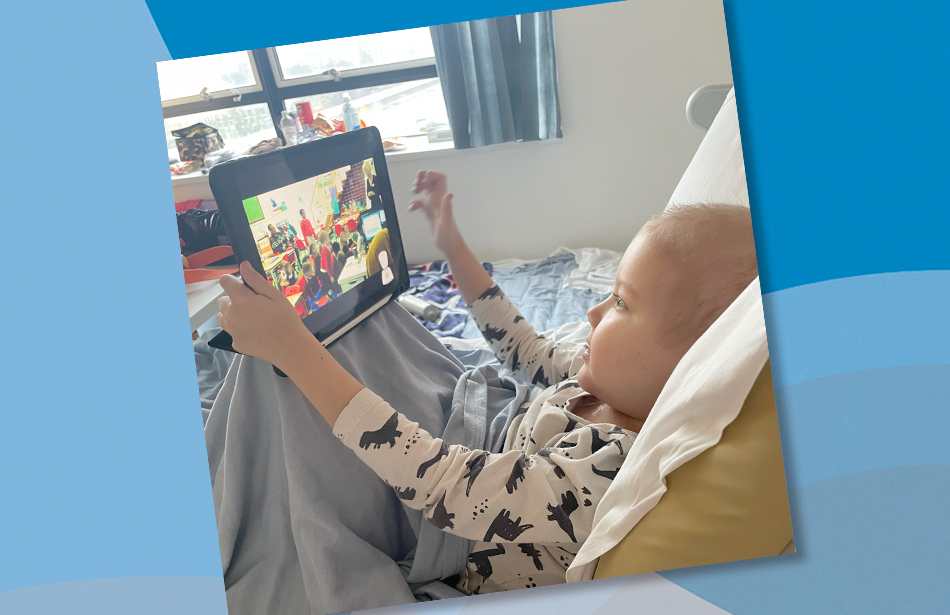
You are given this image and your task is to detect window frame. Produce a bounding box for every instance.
[158,50,264,109]
[266,46,437,88]
[161,45,440,143]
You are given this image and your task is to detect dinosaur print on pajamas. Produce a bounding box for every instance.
[333,284,636,593]
[417,441,448,478]
[359,412,402,450]
[484,509,534,542]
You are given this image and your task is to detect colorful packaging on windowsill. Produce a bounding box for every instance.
[295,102,314,126]
[171,122,225,162]
[311,113,346,137]
[170,159,202,174]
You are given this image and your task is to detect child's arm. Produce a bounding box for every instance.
[217,262,365,427]
[467,286,586,387]
[408,171,584,386]
[408,171,494,305]
[334,388,622,545]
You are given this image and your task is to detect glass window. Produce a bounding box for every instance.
[274,28,434,80]
[164,103,277,162]
[157,51,257,102]
[284,77,451,142]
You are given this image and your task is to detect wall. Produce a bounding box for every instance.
[172,0,734,263]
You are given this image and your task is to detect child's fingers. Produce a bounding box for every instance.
[409,199,435,212]
[240,261,281,299]
[411,170,427,193]
[217,296,231,318]
[219,273,255,300]
[215,311,230,332]
[417,170,440,191]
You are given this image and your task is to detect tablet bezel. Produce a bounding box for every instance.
[208,127,409,346]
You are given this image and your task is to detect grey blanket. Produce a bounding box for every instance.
[205,302,531,615]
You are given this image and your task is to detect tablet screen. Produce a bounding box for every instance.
[209,127,407,347]
[240,157,394,320]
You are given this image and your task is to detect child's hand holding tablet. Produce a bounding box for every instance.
[217,262,311,367]
[218,259,365,424]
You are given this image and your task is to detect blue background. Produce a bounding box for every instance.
[1,0,947,613]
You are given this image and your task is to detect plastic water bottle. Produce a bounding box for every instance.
[280,111,297,146]
[290,110,303,133]
[342,94,359,132]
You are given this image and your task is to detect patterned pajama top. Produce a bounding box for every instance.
[333,285,635,594]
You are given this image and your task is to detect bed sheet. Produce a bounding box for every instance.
[460,252,609,339]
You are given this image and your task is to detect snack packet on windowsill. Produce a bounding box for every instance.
[171,159,202,174]
[312,113,346,137]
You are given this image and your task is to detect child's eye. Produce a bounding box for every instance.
[613,293,627,309]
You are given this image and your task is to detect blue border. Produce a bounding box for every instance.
[724,1,950,293]
[1,0,948,612]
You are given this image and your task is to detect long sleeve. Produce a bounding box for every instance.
[333,389,628,545]
[468,285,586,387]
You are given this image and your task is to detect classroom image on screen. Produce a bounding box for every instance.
[241,158,392,319]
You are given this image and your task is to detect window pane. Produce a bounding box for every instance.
[164,104,277,163]
[284,78,451,142]
[275,28,434,80]
[157,51,256,101]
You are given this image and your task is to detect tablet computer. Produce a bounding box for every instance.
[207,127,409,352]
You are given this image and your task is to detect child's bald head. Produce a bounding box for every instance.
[640,203,758,347]
[578,203,758,422]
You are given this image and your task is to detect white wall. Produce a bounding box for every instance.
[173,0,734,263]
[390,0,733,262]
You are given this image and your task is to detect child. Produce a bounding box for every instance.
[312,230,337,299]
[277,261,298,294]
[299,209,316,245]
[300,259,320,309]
[216,171,758,594]
[332,240,348,289]
[346,221,366,261]
[338,228,355,258]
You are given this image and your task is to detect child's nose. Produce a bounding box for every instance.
[587,304,601,327]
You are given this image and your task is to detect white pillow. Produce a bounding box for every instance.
[668,88,749,209]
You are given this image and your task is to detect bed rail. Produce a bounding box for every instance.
[686,84,733,130]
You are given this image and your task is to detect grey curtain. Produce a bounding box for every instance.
[430,12,561,149]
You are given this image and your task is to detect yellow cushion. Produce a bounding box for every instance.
[594,361,792,577]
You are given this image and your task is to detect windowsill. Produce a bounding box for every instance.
[169,136,562,184]
[386,135,563,162]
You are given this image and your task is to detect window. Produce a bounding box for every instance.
[158,28,452,165]
[282,78,450,144]
[272,30,436,84]
[158,51,260,104]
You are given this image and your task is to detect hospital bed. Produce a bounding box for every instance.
[195,85,792,598]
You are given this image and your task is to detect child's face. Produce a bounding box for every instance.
[575,233,692,421]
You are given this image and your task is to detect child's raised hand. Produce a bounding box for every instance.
[409,170,463,255]
[217,261,309,368]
